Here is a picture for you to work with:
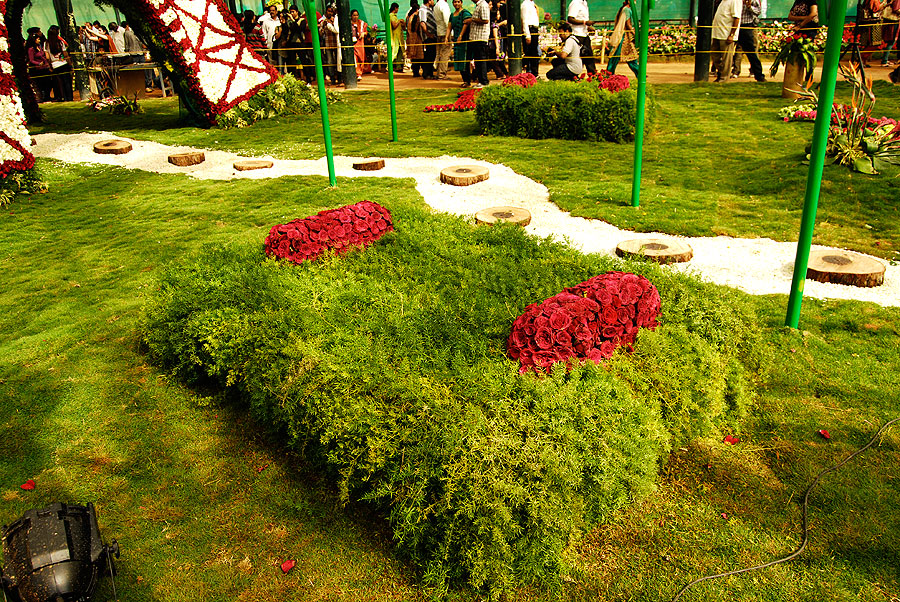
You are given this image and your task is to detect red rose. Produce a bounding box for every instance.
[534,328,553,350]
[549,311,571,330]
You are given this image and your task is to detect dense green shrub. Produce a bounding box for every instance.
[142,205,762,595]
[475,81,654,142]
[215,74,342,129]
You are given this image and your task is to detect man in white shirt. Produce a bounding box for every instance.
[711,0,741,82]
[433,0,452,78]
[108,22,125,54]
[521,0,539,75]
[566,0,595,73]
[546,21,581,80]
[258,4,281,49]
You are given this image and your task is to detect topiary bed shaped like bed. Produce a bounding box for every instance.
[142,202,762,596]
[475,71,652,142]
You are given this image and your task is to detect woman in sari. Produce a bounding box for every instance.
[390,3,406,72]
[450,0,471,86]
[350,9,368,78]
[606,0,638,76]
[405,0,424,76]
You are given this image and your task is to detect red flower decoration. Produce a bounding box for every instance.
[20,479,35,490]
[264,201,393,265]
[507,272,661,373]
[280,559,296,573]
[423,73,536,113]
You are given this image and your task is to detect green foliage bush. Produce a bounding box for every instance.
[142,206,762,596]
[475,81,653,142]
[215,74,342,129]
[0,169,46,208]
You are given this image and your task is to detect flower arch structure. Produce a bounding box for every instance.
[0,0,278,179]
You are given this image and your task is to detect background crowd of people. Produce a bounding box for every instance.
[20,0,900,103]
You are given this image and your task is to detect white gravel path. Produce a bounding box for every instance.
[33,131,900,308]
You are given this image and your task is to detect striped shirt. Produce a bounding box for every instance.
[470,0,490,41]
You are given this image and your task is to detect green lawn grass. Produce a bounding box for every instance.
[29,80,900,260]
[2,83,898,600]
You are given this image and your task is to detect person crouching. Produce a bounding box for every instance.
[546,22,581,80]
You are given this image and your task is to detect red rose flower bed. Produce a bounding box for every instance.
[508,272,661,373]
[264,201,393,265]
[577,70,631,93]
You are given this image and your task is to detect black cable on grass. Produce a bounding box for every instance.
[670,417,900,602]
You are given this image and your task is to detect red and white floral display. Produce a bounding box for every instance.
[508,272,661,373]
[264,201,394,265]
[134,0,278,123]
[0,0,35,179]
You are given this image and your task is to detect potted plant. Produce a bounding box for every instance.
[769,34,817,99]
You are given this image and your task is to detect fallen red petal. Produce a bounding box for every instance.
[720,512,728,519]
[256,464,269,473]
[818,429,831,440]
[280,559,296,574]
[723,435,740,445]
[20,479,35,490]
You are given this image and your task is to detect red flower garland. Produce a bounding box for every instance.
[0,0,36,179]
[508,272,660,373]
[130,0,279,124]
[264,201,393,265]
[423,72,537,113]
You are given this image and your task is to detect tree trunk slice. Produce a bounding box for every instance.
[234,159,274,171]
[352,159,385,171]
[440,165,489,186]
[475,206,532,227]
[806,249,885,287]
[93,139,132,155]
[616,238,693,264]
[168,151,206,167]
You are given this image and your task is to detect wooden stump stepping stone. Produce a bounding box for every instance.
[806,249,885,287]
[93,139,132,155]
[168,151,205,167]
[234,159,274,171]
[440,165,489,186]
[352,158,385,171]
[616,238,693,264]
[475,206,532,227]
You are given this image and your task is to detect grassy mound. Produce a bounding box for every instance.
[142,204,763,595]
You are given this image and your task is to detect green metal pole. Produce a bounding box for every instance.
[785,0,845,328]
[630,0,651,208]
[380,0,399,141]
[303,0,337,186]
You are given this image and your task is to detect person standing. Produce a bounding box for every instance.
[546,21,581,80]
[45,26,72,101]
[450,0,472,84]
[108,22,125,54]
[434,0,452,78]
[258,4,282,64]
[26,31,54,102]
[406,0,424,76]
[711,0,741,82]
[419,0,438,78]
[567,0,595,74]
[390,2,406,72]
[350,9,367,79]
[319,5,341,84]
[469,0,491,87]
[606,0,638,76]
[880,0,900,65]
[521,0,540,75]
[732,0,766,81]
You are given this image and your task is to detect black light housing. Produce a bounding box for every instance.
[1,502,119,602]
